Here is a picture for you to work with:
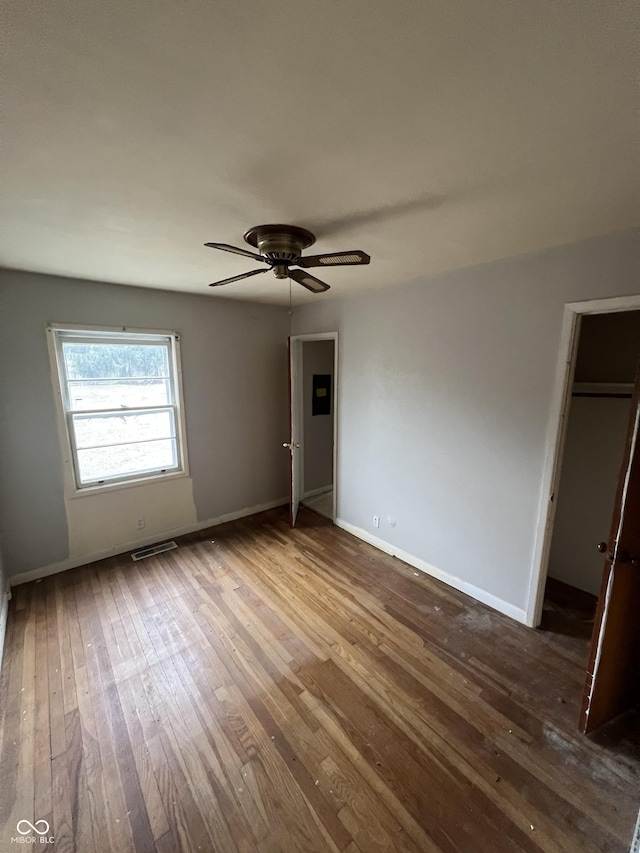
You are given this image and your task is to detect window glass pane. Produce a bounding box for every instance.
[62,342,170,381]
[76,439,178,483]
[68,378,171,410]
[72,410,176,450]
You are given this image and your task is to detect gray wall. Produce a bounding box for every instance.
[0,269,290,578]
[303,340,334,494]
[292,230,639,617]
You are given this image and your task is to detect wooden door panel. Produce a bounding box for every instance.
[580,365,640,733]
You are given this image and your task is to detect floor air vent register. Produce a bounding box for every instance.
[130,541,179,561]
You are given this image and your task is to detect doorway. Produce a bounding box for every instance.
[300,339,336,519]
[287,333,338,525]
[528,298,640,732]
[528,296,640,627]
[541,311,640,634]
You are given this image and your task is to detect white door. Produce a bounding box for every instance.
[284,337,302,526]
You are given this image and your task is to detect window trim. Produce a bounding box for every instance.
[47,323,190,496]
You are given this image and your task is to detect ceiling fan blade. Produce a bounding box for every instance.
[204,242,266,262]
[289,268,330,293]
[296,250,370,268]
[209,268,270,287]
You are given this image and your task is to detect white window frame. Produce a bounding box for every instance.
[47,323,189,496]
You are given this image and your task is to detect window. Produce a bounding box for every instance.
[50,326,187,490]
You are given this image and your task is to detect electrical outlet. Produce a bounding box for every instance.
[373,515,380,528]
[136,517,145,530]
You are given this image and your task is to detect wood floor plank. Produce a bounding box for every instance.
[46,582,68,762]
[73,579,138,853]
[73,662,111,853]
[65,706,97,853]
[115,675,170,842]
[321,754,425,853]
[127,611,239,852]
[0,608,28,839]
[33,584,53,832]
[1,506,638,852]
[16,587,36,834]
[51,749,75,853]
[301,689,441,852]
[56,582,79,718]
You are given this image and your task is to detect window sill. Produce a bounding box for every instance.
[66,469,189,499]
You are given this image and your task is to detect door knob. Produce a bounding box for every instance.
[597,541,614,561]
[282,442,300,449]
[596,543,640,565]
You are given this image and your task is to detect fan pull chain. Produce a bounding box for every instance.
[289,276,293,331]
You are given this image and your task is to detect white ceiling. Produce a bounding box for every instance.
[2,0,638,304]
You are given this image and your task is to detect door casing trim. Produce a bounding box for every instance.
[526,294,640,627]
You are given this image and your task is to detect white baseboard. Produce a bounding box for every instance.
[7,503,527,626]
[8,497,288,588]
[335,518,527,625]
[0,589,11,670]
[302,485,333,499]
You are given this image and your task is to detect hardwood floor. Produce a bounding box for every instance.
[540,577,597,640]
[301,490,333,520]
[0,507,638,852]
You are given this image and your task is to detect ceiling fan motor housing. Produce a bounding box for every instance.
[244,225,316,277]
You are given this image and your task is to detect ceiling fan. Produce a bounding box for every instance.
[205,224,370,293]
